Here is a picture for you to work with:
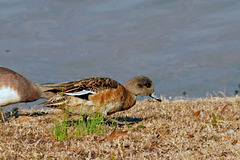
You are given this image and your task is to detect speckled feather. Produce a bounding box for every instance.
[38,76,160,116]
[41,77,119,93]
[38,77,124,113]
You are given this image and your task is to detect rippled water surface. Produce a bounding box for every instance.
[1,0,240,109]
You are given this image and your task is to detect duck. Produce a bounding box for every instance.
[0,66,55,122]
[38,76,161,117]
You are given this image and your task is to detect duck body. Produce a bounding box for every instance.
[0,67,40,104]
[0,67,41,122]
[39,76,160,116]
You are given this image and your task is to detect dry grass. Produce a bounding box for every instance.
[1,96,240,159]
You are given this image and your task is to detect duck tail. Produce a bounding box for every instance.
[37,94,67,108]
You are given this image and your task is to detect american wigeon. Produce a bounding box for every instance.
[38,76,161,117]
[0,66,55,122]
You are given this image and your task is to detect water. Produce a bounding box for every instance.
[1,0,240,110]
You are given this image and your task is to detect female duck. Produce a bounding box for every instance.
[39,76,161,116]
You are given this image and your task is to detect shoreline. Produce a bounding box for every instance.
[1,96,240,159]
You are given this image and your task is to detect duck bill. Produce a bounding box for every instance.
[150,92,161,102]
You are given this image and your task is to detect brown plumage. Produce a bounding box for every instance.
[38,76,161,116]
[0,66,161,122]
[41,77,119,93]
[0,66,55,122]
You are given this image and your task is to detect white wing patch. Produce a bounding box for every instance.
[64,90,96,96]
[0,86,21,106]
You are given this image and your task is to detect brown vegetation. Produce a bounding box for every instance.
[0,96,240,159]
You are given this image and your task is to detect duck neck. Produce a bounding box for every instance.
[122,90,137,110]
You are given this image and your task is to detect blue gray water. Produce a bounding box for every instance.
[1,0,240,110]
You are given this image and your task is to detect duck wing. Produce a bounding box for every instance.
[41,76,119,94]
[38,77,120,107]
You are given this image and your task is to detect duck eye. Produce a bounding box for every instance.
[145,83,151,88]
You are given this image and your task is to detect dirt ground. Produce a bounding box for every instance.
[0,96,240,159]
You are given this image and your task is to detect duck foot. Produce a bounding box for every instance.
[0,108,8,123]
[108,118,135,125]
[104,116,136,125]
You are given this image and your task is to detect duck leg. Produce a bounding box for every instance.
[83,115,88,124]
[104,115,135,125]
[0,107,8,123]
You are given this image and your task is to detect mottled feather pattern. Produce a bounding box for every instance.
[38,77,120,108]
[38,75,161,116]
[39,93,68,107]
[41,77,119,94]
